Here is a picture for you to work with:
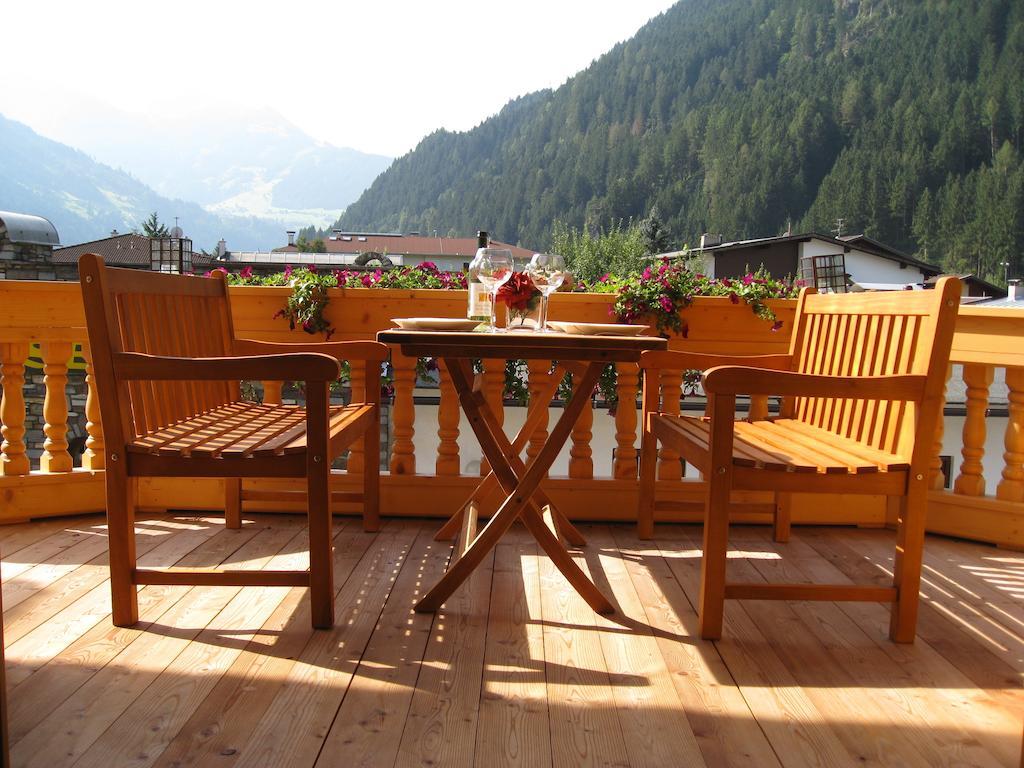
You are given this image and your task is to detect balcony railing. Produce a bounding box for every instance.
[1,279,1022,549]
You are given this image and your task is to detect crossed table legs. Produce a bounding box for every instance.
[414,357,614,615]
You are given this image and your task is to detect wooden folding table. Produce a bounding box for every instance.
[377,329,667,614]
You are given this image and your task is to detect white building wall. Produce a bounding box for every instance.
[798,240,928,285]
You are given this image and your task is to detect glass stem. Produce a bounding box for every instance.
[490,289,498,332]
[537,294,549,332]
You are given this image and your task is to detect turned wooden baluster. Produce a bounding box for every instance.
[261,380,283,405]
[435,362,460,476]
[345,364,365,474]
[0,343,31,476]
[953,363,994,496]
[480,359,505,476]
[390,352,416,475]
[997,367,1024,503]
[657,369,683,481]
[80,343,105,471]
[526,360,551,469]
[569,368,594,480]
[928,364,952,490]
[613,362,639,479]
[748,394,770,422]
[40,341,73,473]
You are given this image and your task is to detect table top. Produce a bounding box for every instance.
[376,328,667,363]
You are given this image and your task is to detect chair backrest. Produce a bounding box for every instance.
[784,276,961,459]
[79,254,241,448]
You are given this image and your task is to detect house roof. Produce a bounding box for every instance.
[53,234,215,269]
[272,233,535,261]
[693,232,943,277]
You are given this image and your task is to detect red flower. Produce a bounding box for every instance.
[497,272,540,311]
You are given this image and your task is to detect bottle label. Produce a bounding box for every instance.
[468,283,491,320]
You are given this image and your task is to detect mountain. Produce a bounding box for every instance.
[336,0,1024,284]
[0,114,286,250]
[34,104,392,227]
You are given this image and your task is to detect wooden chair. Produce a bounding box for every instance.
[79,253,387,629]
[638,277,961,642]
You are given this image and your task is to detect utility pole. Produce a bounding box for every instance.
[832,217,845,238]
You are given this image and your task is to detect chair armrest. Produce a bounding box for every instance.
[113,352,341,382]
[639,350,792,371]
[703,366,928,401]
[233,338,389,363]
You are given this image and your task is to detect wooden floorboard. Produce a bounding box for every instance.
[0,514,1021,768]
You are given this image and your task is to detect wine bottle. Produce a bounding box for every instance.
[467,231,492,326]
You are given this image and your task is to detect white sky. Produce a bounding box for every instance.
[5,0,677,157]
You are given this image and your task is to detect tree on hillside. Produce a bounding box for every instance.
[296,236,326,253]
[639,206,673,255]
[139,212,170,238]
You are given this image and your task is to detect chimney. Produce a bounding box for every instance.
[1009,279,1022,301]
[110,229,119,236]
[700,233,723,249]
[216,239,227,259]
[286,230,296,247]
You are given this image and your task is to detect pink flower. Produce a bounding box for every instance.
[742,274,754,285]
[642,267,653,280]
[659,296,674,313]
[307,264,317,274]
[599,273,610,283]
[418,261,439,272]
[721,278,732,288]
[239,266,253,279]
[284,265,293,278]
[771,321,784,332]
[729,292,739,304]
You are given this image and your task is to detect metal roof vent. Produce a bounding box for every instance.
[0,210,61,246]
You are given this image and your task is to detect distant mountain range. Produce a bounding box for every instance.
[0,114,285,250]
[0,105,392,251]
[40,105,392,227]
[337,0,1024,284]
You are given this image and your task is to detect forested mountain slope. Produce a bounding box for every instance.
[337,0,1023,282]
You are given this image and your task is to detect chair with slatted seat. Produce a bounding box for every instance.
[638,277,961,642]
[79,253,387,629]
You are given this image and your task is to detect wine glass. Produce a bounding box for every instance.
[525,253,567,333]
[470,247,514,332]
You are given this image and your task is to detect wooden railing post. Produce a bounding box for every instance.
[929,364,952,490]
[435,362,460,476]
[613,362,639,479]
[569,368,594,479]
[390,352,416,475]
[748,394,770,422]
[80,342,105,471]
[40,341,73,473]
[997,367,1024,503]
[953,363,994,496]
[345,365,365,474]
[0,343,31,476]
[526,360,551,468]
[261,380,283,405]
[657,369,683,481]
[480,359,504,476]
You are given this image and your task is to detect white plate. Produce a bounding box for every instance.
[392,317,481,331]
[547,321,649,336]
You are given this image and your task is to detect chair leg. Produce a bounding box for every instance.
[107,470,139,626]
[637,417,657,539]
[890,487,927,642]
[225,478,242,529]
[774,492,792,543]
[699,472,730,640]
[362,411,381,532]
[308,457,334,629]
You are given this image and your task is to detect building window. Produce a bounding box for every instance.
[801,253,848,293]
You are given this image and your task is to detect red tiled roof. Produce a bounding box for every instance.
[273,234,535,260]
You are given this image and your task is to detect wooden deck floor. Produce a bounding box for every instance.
[1,513,1022,768]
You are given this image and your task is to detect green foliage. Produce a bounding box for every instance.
[333,0,1024,286]
[139,211,169,238]
[551,219,649,284]
[296,236,326,252]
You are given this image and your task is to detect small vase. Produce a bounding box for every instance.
[505,303,540,331]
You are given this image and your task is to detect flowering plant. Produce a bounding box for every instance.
[588,260,801,335]
[496,272,541,326]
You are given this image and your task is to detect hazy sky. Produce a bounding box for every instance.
[6,0,676,157]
